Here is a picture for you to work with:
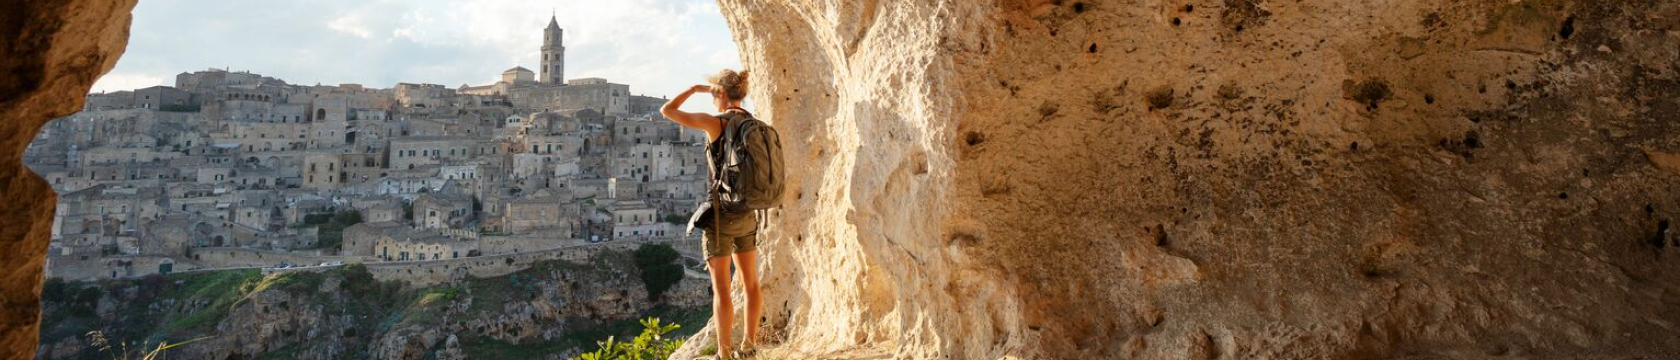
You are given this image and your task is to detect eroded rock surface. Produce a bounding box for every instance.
[1,1,138,358]
[685,0,1680,359]
[5,1,1680,360]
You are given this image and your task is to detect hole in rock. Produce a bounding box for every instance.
[1184,4,1194,12]
[1424,94,1435,104]
[1558,192,1568,200]
[1350,142,1360,151]
[1351,79,1391,110]
[1146,86,1176,110]
[1089,43,1098,53]
[1073,2,1086,13]
[1560,16,1576,40]
[1463,131,1482,149]
[1154,224,1170,248]
[965,131,987,146]
[1172,17,1183,26]
[1653,220,1671,249]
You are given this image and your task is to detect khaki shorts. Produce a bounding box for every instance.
[703,232,758,258]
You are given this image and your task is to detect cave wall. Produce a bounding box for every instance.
[711,0,1680,359]
[1,0,137,358]
[2,1,1679,360]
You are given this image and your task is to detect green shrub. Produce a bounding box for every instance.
[306,210,363,250]
[568,318,683,360]
[633,244,682,300]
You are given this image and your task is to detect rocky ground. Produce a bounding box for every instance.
[33,248,709,360]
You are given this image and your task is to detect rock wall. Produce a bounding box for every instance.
[1,0,138,358]
[4,1,1680,360]
[703,0,1680,359]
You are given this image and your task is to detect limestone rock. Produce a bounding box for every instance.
[682,0,1680,359]
[0,0,138,357]
[6,1,1680,360]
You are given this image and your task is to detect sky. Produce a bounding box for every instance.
[92,0,740,103]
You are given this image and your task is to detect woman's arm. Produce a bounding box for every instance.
[661,85,723,140]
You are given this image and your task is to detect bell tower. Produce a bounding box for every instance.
[541,14,565,85]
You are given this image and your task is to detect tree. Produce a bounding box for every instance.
[633,244,683,301]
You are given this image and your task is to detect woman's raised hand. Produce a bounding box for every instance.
[690,84,714,94]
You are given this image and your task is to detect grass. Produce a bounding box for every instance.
[398,287,462,325]
[160,269,263,333]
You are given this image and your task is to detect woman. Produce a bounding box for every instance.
[660,68,761,359]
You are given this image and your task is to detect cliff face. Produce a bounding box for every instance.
[35,253,710,360]
[705,0,1680,359]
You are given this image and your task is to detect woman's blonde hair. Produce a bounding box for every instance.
[707,68,750,101]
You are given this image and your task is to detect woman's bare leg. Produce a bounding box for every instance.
[733,250,762,348]
[706,255,734,355]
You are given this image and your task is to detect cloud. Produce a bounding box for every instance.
[95,0,740,100]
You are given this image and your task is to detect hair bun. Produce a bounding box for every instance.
[708,68,750,101]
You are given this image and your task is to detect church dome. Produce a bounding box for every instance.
[503,66,534,75]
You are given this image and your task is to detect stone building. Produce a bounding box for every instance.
[610,199,666,240]
[343,221,408,257]
[374,234,477,261]
[502,189,578,235]
[132,86,195,110]
[541,14,565,84]
[556,78,630,116]
[413,191,472,230]
[387,136,489,170]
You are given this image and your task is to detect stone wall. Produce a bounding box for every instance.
[188,247,361,269]
[364,238,690,286]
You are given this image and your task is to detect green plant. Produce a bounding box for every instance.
[569,318,684,360]
[306,210,363,250]
[633,244,683,300]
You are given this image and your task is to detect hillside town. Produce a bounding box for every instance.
[24,16,710,281]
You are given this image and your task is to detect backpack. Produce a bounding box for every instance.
[709,110,786,214]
